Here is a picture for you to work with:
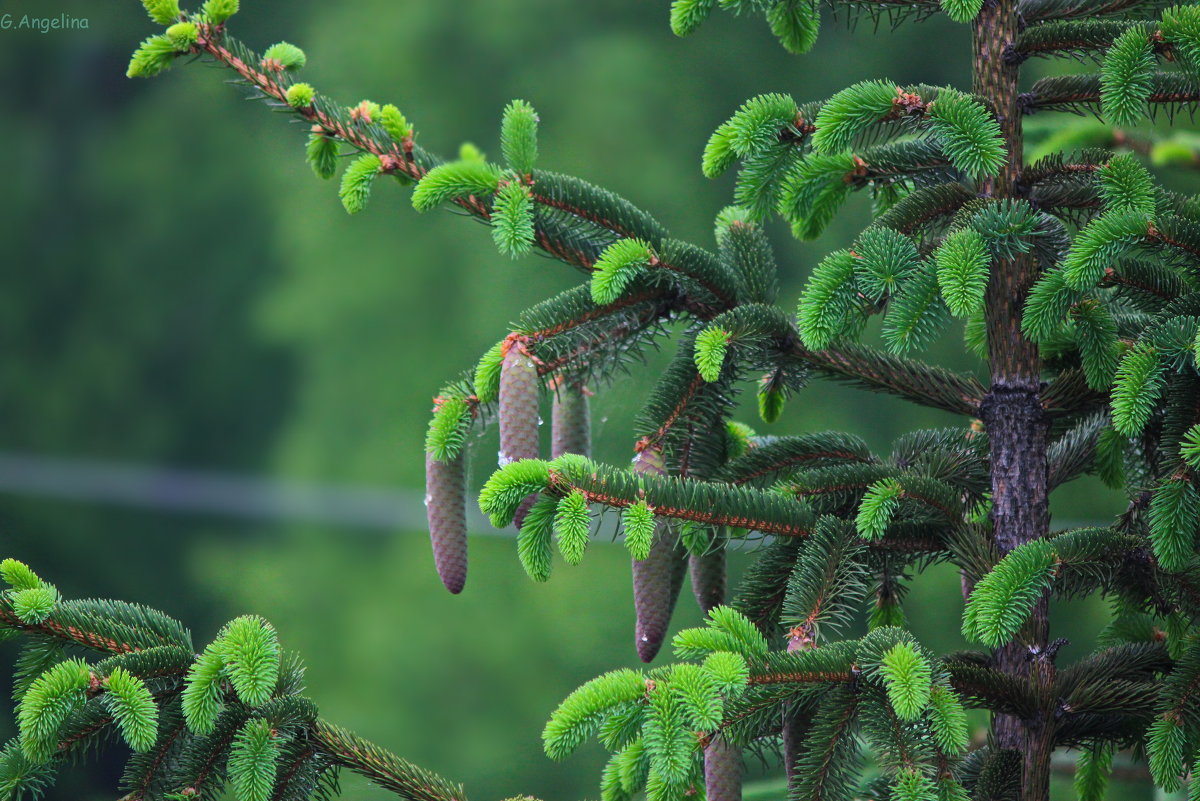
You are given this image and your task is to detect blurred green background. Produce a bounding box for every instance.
[0,0,1188,797]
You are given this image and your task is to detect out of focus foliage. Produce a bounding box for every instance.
[2,0,1196,798]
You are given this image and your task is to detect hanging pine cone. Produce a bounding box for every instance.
[704,735,743,801]
[551,379,591,458]
[631,447,687,662]
[499,339,541,526]
[425,451,468,594]
[689,544,726,613]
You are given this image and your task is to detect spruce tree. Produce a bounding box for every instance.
[3,0,1200,798]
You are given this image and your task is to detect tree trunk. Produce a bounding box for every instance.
[972,2,1055,799]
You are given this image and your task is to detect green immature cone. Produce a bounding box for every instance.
[103,667,158,753]
[934,228,990,317]
[1101,26,1155,125]
[499,342,541,527]
[555,490,592,566]
[426,452,469,594]
[551,381,591,459]
[500,100,539,175]
[491,181,536,257]
[631,448,687,663]
[340,154,381,215]
[229,718,279,801]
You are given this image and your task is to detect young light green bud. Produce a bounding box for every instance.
[381,104,413,141]
[165,22,198,49]
[127,36,180,79]
[201,0,239,24]
[141,0,181,25]
[262,42,307,71]
[285,83,316,109]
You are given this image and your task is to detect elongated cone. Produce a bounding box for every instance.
[425,452,467,594]
[704,734,743,801]
[500,341,541,527]
[689,543,726,613]
[551,381,591,458]
[782,633,814,786]
[631,447,687,662]
[781,705,809,787]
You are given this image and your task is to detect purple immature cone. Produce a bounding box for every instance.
[782,634,814,785]
[689,545,726,613]
[425,452,468,594]
[631,448,687,662]
[499,341,541,527]
[551,381,591,458]
[704,735,743,801]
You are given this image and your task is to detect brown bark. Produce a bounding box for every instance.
[973,2,1055,799]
